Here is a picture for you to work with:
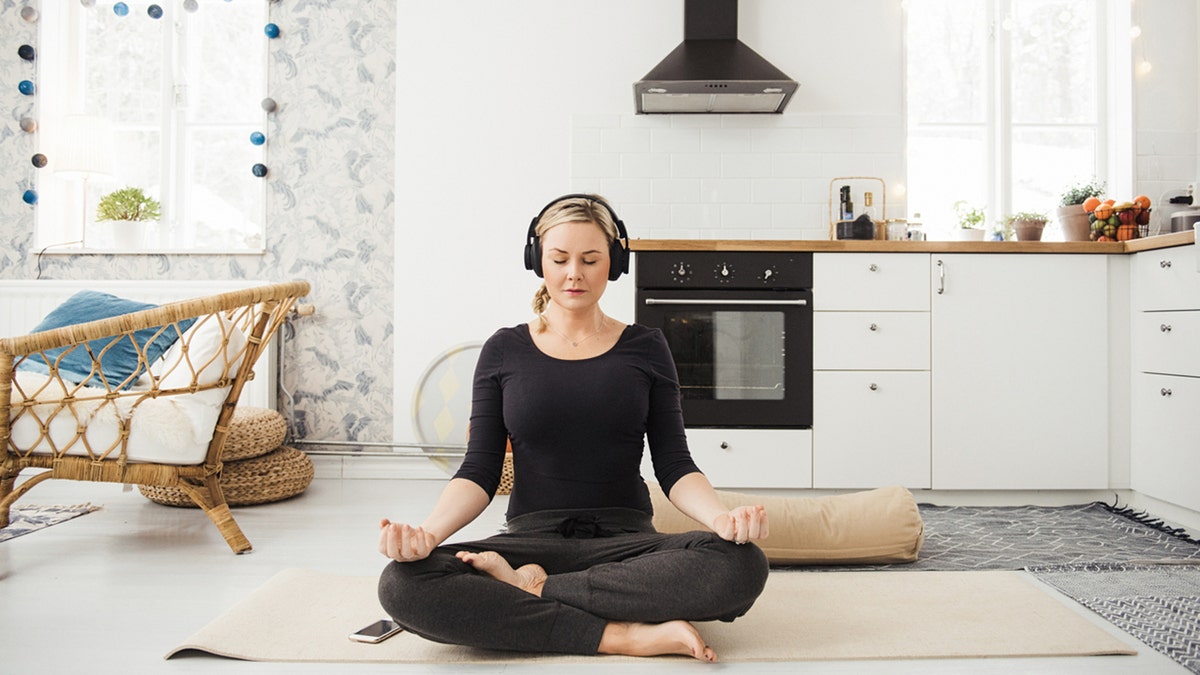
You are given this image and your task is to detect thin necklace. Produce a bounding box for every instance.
[544,315,607,347]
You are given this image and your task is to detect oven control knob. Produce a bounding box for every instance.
[670,262,692,282]
[714,263,734,283]
[759,267,779,284]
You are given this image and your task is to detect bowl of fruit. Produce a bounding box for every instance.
[1082,195,1151,242]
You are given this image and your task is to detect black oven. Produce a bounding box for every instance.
[635,251,813,428]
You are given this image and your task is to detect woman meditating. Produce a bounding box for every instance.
[378,194,769,661]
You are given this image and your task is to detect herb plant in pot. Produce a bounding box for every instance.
[1006,211,1049,242]
[1058,179,1105,242]
[96,186,161,249]
[952,200,986,241]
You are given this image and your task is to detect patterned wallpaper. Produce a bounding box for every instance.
[0,1,396,445]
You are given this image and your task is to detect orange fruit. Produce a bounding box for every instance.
[1082,197,1101,212]
[1134,195,1151,209]
[1093,204,1112,220]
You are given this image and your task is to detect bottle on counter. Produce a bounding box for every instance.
[839,185,854,221]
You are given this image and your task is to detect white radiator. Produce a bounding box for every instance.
[0,279,277,409]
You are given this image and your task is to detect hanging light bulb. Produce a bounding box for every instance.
[1137,60,1153,75]
[1130,25,1142,39]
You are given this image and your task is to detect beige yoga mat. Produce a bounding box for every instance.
[167,568,1136,663]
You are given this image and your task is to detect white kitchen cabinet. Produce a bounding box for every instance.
[930,254,1109,490]
[667,428,813,489]
[813,371,930,488]
[1130,243,1200,512]
[813,253,931,489]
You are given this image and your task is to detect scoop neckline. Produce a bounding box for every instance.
[520,322,632,362]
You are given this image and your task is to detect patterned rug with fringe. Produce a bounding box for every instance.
[0,503,101,543]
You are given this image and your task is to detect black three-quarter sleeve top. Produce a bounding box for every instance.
[453,323,701,520]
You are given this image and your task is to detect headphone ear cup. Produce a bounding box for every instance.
[608,238,627,282]
[524,237,543,278]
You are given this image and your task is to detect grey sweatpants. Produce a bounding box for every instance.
[377,507,769,655]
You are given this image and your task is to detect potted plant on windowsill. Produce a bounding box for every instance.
[96,186,161,249]
[952,200,986,241]
[1005,211,1049,242]
[1058,179,1106,242]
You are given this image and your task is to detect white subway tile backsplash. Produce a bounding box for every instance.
[651,178,702,203]
[572,153,621,178]
[601,127,651,153]
[621,153,672,178]
[572,113,905,240]
[670,203,722,229]
[651,128,702,153]
[752,178,806,203]
[670,153,722,178]
[700,128,754,153]
[700,178,753,203]
[722,153,773,178]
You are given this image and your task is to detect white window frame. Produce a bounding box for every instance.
[904,0,1133,235]
[35,0,267,254]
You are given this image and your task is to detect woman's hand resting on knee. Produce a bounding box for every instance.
[711,505,769,545]
[378,519,439,562]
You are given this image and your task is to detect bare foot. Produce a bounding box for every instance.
[456,550,547,597]
[598,620,716,662]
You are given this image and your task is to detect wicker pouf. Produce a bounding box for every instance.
[139,446,314,508]
[222,406,288,461]
[496,453,515,496]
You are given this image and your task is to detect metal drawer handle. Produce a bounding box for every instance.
[719,442,730,450]
[936,259,945,295]
[1161,388,1173,397]
[869,264,878,272]
[1161,324,1172,333]
[644,298,808,307]
[869,323,878,332]
[1160,260,1173,268]
[869,383,878,391]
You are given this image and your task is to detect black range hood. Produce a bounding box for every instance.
[634,0,798,114]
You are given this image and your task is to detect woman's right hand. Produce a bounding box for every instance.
[378,518,439,562]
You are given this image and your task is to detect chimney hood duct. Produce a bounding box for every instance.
[634,0,798,114]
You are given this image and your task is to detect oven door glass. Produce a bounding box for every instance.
[638,289,812,428]
[665,310,785,401]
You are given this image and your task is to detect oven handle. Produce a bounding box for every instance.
[643,298,808,307]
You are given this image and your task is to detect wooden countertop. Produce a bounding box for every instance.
[629,230,1195,253]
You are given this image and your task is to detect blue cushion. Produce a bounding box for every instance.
[17,290,196,390]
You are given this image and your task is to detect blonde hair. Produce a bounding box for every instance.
[530,194,620,332]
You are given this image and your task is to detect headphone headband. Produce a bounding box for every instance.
[523,194,630,281]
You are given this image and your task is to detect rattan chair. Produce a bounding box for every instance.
[1,280,309,553]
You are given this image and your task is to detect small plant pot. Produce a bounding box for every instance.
[1057,205,1091,242]
[111,220,145,248]
[1014,220,1047,242]
[950,228,985,241]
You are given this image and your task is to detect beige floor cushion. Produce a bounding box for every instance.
[648,482,924,565]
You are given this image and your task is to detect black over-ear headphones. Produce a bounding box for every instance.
[523,194,630,282]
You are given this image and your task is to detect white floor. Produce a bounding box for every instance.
[0,476,1191,674]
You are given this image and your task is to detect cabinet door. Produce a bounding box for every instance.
[653,429,813,489]
[1132,245,1200,311]
[931,254,1109,489]
[813,371,930,489]
[814,311,930,370]
[1131,373,1200,513]
[815,253,930,311]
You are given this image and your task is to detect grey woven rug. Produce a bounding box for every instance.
[0,503,101,543]
[1029,563,1200,674]
[816,501,1200,572]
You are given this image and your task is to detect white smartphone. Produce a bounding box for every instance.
[348,619,404,643]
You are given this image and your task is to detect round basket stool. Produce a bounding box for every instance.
[222,406,288,461]
[139,446,314,508]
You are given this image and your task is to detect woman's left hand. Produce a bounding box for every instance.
[711,504,769,544]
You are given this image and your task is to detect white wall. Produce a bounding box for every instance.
[393,0,904,445]
[393,0,1199,452]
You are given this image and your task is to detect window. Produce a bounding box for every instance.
[905,0,1125,237]
[36,0,266,253]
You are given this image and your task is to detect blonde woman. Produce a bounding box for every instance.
[378,195,768,661]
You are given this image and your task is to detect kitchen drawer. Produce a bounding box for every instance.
[1132,245,1200,311]
[670,428,812,489]
[812,370,930,489]
[1131,372,1200,513]
[1135,310,1200,376]
[814,253,930,311]
[814,311,930,370]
